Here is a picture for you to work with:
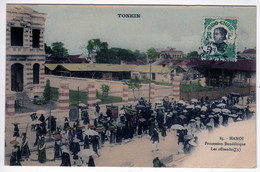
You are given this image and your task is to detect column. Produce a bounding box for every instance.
[59,81,69,111]
[88,83,96,107]
[173,76,181,100]
[150,83,155,103]
[6,92,15,116]
[122,85,129,104]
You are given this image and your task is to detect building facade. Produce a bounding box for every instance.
[158,50,183,60]
[6,5,47,99]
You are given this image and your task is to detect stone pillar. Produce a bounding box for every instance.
[173,76,181,100]
[88,83,96,107]
[59,81,70,111]
[6,62,10,92]
[6,92,15,116]
[150,83,155,103]
[122,85,129,104]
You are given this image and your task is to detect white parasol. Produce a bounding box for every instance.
[217,103,226,108]
[212,108,222,113]
[84,129,99,136]
[191,99,198,103]
[78,103,87,107]
[77,149,96,158]
[171,124,186,130]
[201,106,207,111]
[222,109,231,114]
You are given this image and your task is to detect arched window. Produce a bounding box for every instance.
[33,63,40,84]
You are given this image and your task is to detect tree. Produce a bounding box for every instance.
[124,77,142,102]
[147,48,158,62]
[187,51,199,58]
[43,79,51,102]
[51,42,69,58]
[101,84,110,97]
[44,43,53,58]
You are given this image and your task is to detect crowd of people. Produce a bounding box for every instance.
[9,94,254,167]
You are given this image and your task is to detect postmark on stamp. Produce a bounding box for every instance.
[200,18,238,61]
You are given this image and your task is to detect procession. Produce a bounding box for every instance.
[6,93,255,167]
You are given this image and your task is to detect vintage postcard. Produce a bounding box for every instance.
[2,2,257,171]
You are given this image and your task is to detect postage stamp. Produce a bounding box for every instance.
[200,18,238,61]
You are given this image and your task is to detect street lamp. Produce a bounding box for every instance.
[148,55,152,103]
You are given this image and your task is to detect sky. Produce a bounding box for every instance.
[26,5,256,55]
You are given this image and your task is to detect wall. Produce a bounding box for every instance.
[45,75,174,101]
[180,86,256,101]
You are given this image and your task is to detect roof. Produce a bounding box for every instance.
[242,49,256,54]
[45,63,171,73]
[46,55,89,64]
[186,58,256,72]
[121,60,145,65]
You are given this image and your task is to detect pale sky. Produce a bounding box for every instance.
[29,5,256,55]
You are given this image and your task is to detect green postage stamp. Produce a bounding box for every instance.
[200,18,238,61]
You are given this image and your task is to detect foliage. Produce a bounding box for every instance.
[180,82,214,93]
[50,42,69,58]
[147,48,158,62]
[33,98,47,105]
[101,84,110,96]
[96,94,122,104]
[43,79,51,102]
[69,90,87,107]
[187,51,199,58]
[44,43,53,57]
[50,87,59,101]
[124,77,142,101]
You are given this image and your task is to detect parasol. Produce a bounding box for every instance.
[179,115,186,119]
[221,96,227,100]
[77,149,96,158]
[217,103,226,108]
[186,105,194,109]
[190,119,196,122]
[84,129,99,136]
[171,124,185,130]
[222,109,231,114]
[184,135,193,140]
[195,105,201,109]
[178,100,186,105]
[191,99,198,103]
[201,106,207,111]
[10,140,19,145]
[78,103,87,107]
[208,115,214,118]
[212,108,222,113]
[138,118,146,122]
[189,140,198,146]
[173,110,178,114]
[233,104,242,109]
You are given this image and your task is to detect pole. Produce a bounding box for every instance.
[148,56,151,103]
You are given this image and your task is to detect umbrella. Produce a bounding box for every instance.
[229,114,238,118]
[195,117,200,120]
[10,140,19,145]
[189,140,198,146]
[190,119,196,122]
[217,103,226,108]
[116,122,125,127]
[208,115,214,118]
[171,124,185,130]
[186,105,194,109]
[78,103,87,107]
[179,115,186,119]
[77,149,96,158]
[138,118,146,122]
[191,99,198,103]
[84,129,99,136]
[233,105,242,109]
[222,109,231,114]
[236,117,243,121]
[173,110,178,114]
[221,96,227,100]
[212,108,222,113]
[178,100,186,105]
[184,135,193,140]
[73,138,80,143]
[195,105,201,109]
[201,106,207,111]
[183,110,188,113]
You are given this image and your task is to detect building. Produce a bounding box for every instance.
[237,48,256,59]
[45,63,172,83]
[158,50,183,60]
[6,5,47,99]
